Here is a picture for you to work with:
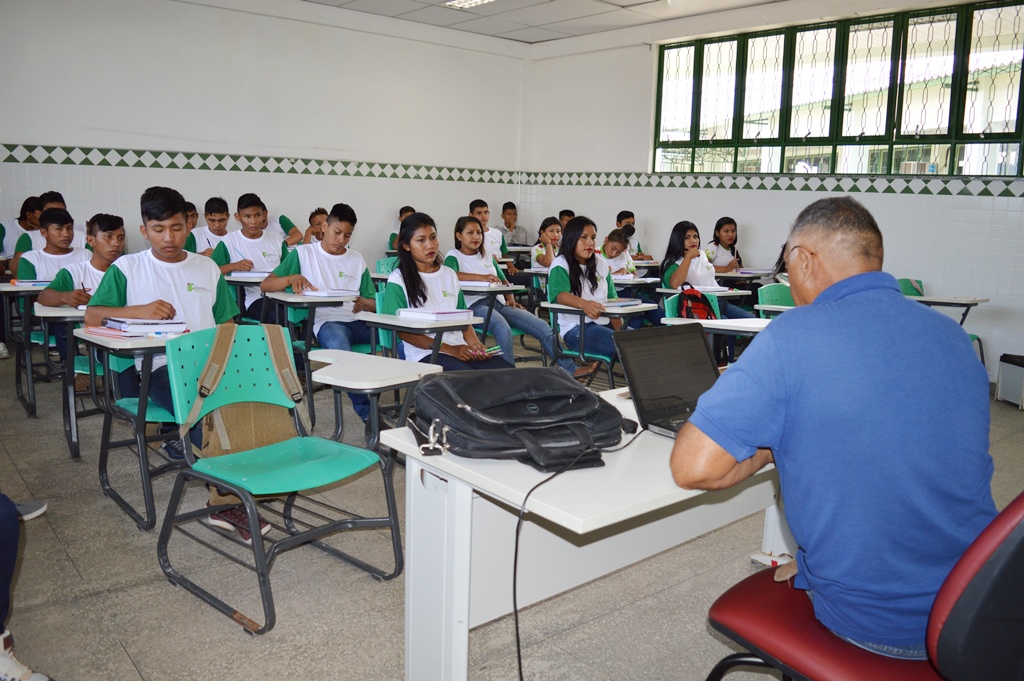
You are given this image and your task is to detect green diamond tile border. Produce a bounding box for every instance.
[5,143,1024,196]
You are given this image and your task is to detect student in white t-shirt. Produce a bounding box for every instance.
[0,196,40,264]
[531,217,561,269]
[301,207,328,245]
[469,199,518,275]
[262,203,378,424]
[382,212,512,372]
[189,197,233,257]
[10,192,87,276]
[15,208,91,282]
[212,197,289,323]
[703,216,743,273]
[444,215,583,377]
[547,216,621,361]
[38,213,126,367]
[661,221,754,363]
[86,187,253,536]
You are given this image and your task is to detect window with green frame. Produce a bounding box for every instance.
[654,1,1024,176]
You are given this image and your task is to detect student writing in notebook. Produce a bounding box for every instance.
[382,212,512,372]
[39,214,126,381]
[444,215,585,377]
[670,196,997,660]
[190,197,232,257]
[261,203,378,425]
[547,216,621,362]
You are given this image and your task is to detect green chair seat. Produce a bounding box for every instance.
[29,331,57,346]
[351,343,373,355]
[73,354,135,375]
[112,398,175,424]
[192,436,378,496]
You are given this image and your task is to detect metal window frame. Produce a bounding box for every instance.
[653,0,1024,177]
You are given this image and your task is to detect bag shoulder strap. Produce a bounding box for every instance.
[178,323,238,439]
[263,324,312,435]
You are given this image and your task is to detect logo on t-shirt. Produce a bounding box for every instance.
[186,282,213,294]
[441,290,452,298]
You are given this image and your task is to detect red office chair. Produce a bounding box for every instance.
[703,490,1024,681]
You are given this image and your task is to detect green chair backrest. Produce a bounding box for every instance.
[375,290,393,352]
[703,292,722,318]
[164,325,297,425]
[758,283,795,308]
[897,278,925,296]
[376,257,399,275]
[664,294,679,318]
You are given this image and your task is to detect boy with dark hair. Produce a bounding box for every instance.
[469,199,517,274]
[262,202,377,432]
[1,196,39,266]
[302,207,329,244]
[85,187,239,457]
[190,197,232,257]
[10,193,86,274]
[182,201,200,253]
[499,201,530,246]
[236,193,302,246]
[559,209,575,227]
[388,206,415,250]
[211,196,289,323]
[615,210,652,260]
[39,214,126,382]
[15,208,90,281]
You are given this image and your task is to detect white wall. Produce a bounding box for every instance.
[0,0,524,169]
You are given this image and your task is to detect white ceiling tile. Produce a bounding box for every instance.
[446,15,532,34]
[544,8,652,35]
[627,0,773,19]
[340,0,430,17]
[398,5,479,26]
[495,0,617,26]
[497,26,572,42]
[452,0,551,17]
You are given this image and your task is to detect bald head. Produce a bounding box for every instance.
[785,197,885,305]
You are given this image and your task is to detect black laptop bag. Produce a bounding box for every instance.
[411,367,623,470]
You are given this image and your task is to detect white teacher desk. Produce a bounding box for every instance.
[382,391,796,681]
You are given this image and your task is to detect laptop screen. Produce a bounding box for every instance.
[612,324,720,428]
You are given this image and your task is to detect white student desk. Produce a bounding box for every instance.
[754,303,792,317]
[355,311,484,363]
[1,282,51,417]
[505,245,533,254]
[716,271,769,281]
[459,283,524,341]
[656,287,750,298]
[73,327,181,530]
[308,349,441,448]
[33,303,98,460]
[664,316,772,337]
[611,276,660,289]
[911,296,989,325]
[385,391,795,681]
[224,271,270,318]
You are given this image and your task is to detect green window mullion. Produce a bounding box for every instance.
[653,46,667,160]
[884,14,906,175]
[733,38,749,142]
[778,28,798,147]
[691,40,706,148]
[948,5,974,167]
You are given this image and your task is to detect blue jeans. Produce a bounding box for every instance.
[470,300,577,376]
[0,494,17,628]
[316,320,373,421]
[806,592,927,660]
[425,353,514,372]
[617,288,665,329]
[563,322,617,361]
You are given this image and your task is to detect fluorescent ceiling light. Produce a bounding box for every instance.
[444,0,496,8]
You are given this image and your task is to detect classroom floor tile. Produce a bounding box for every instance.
[0,354,1020,681]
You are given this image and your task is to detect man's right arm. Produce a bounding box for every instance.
[671,423,774,490]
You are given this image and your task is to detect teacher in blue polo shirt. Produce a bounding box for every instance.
[670,196,996,660]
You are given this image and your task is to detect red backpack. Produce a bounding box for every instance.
[679,283,718,320]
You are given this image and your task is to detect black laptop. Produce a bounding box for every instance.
[612,324,720,438]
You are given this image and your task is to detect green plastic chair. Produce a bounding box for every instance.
[898,278,985,365]
[157,325,402,634]
[757,283,795,318]
[376,256,399,275]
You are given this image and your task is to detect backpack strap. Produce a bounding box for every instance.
[263,324,312,435]
[178,323,238,440]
